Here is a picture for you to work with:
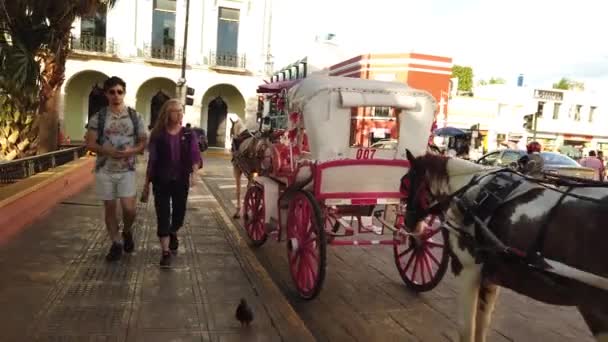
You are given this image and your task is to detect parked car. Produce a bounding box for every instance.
[476,149,597,180]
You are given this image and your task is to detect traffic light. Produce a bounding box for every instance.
[523,114,534,130]
[185,86,195,106]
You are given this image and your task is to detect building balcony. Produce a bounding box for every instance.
[138,44,182,63]
[209,51,247,70]
[69,35,116,55]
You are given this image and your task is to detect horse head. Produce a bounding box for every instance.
[229,117,246,138]
[403,149,490,228]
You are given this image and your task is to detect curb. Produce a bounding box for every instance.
[0,157,95,245]
[199,178,316,342]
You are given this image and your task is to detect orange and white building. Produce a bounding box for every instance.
[326,53,453,146]
[328,52,453,114]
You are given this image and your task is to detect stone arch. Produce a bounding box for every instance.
[135,77,176,128]
[201,83,245,148]
[63,70,109,142]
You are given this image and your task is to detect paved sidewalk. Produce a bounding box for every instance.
[0,163,313,342]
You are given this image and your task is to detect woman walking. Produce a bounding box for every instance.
[143,99,202,267]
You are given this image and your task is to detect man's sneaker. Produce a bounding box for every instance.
[105,242,123,262]
[122,231,135,253]
[160,251,171,268]
[169,233,179,254]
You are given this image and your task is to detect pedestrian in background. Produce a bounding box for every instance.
[85,76,148,262]
[142,99,202,267]
[579,150,604,181]
[597,150,605,181]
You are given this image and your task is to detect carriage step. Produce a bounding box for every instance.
[360,225,384,235]
[328,227,354,237]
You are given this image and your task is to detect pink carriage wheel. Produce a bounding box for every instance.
[393,214,450,292]
[243,184,268,246]
[286,190,327,300]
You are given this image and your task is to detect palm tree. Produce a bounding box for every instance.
[0,0,116,161]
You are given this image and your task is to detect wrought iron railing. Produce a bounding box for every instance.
[138,43,182,62]
[209,51,247,69]
[69,35,116,54]
[0,146,87,186]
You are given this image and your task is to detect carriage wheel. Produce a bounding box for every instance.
[243,184,267,246]
[286,190,327,300]
[393,214,449,292]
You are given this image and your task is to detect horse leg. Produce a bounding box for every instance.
[578,306,608,342]
[474,281,500,342]
[449,232,482,342]
[233,166,241,219]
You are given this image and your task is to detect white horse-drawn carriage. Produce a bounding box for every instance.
[240,76,450,299]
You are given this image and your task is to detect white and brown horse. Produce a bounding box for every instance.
[229,118,273,218]
[403,150,608,342]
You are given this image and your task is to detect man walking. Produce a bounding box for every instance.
[85,76,148,262]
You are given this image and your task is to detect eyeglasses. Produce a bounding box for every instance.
[108,89,124,95]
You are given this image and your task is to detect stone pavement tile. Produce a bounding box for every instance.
[203,280,258,302]
[134,302,207,330]
[139,267,200,303]
[208,330,282,342]
[127,331,211,342]
[195,254,241,270]
[61,281,137,305]
[388,302,460,342]
[35,304,131,334]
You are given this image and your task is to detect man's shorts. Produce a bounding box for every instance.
[95,170,136,201]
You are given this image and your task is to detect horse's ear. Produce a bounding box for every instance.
[406,149,416,164]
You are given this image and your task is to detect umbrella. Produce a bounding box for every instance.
[433,126,467,137]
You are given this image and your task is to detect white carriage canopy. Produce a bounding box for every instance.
[287,76,437,161]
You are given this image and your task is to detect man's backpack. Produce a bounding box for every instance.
[94,107,139,145]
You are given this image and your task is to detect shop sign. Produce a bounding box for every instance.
[534,89,563,101]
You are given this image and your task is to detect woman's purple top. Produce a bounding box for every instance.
[146,128,202,182]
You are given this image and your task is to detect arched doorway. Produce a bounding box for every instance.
[201,84,245,148]
[63,70,109,142]
[135,77,176,128]
[207,96,228,146]
[150,90,171,130]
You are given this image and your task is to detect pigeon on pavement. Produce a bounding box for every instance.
[235,298,254,327]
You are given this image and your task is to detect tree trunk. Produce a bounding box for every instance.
[35,24,71,154]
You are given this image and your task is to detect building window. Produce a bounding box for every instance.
[152,0,176,58]
[589,106,597,122]
[217,7,240,55]
[350,107,398,147]
[574,104,582,121]
[81,6,107,38]
[553,102,561,119]
[78,6,107,52]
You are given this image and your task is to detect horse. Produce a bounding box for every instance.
[402,150,608,342]
[229,117,273,218]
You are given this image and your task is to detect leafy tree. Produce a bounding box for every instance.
[452,65,473,92]
[0,0,116,161]
[552,77,584,91]
[553,77,571,90]
[489,77,505,84]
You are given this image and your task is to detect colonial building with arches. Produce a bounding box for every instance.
[60,0,272,148]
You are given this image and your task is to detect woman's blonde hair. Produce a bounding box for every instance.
[150,98,182,139]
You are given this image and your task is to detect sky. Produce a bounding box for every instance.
[270,0,608,92]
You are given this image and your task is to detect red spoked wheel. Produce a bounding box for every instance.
[286,190,327,300]
[243,184,267,246]
[393,214,449,292]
